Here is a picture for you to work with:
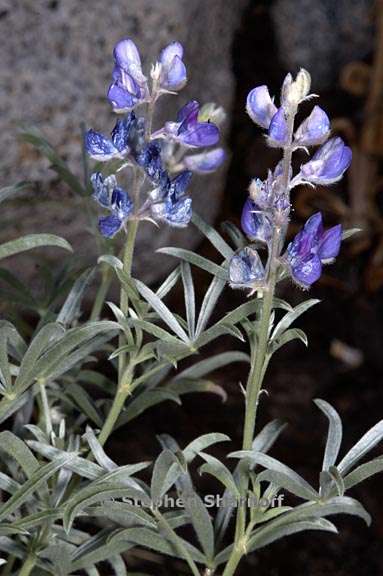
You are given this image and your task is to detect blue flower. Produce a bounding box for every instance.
[246,86,277,129]
[229,246,265,289]
[107,38,149,113]
[268,108,289,146]
[85,114,136,161]
[298,137,352,185]
[158,42,187,91]
[285,212,342,288]
[135,140,166,184]
[150,170,193,227]
[294,106,330,147]
[154,100,220,148]
[241,198,273,244]
[91,172,134,238]
[183,148,225,173]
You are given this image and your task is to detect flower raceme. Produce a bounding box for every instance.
[230,69,351,292]
[85,37,224,238]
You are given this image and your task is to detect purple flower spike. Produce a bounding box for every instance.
[85,130,121,161]
[154,100,220,148]
[246,86,277,129]
[183,148,225,173]
[159,42,187,90]
[90,171,134,238]
[285,212,342,288]
[229,246,265,288]
[241,198,273,244]
[268,108,289,145]
[299,137,352,185]
[108,38,148,113]
[294,106,331,146]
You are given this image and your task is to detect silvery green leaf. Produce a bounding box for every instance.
[15,323,65,394]
[252,505,292,525]
[220,221,247,250]
[314,399,343,471]
[191,212,233,259]
[98,254,123,270]
[0,455,74,521]
[156,266,181,300]
[126,319,179,343]
[328,466,345,496]
[183,433,231,463]
[198,453,240,497]
[0,431,39,477]
[229,451,318,500]
[57,268,95,326]
[338,420,383,475]
[342,228,361,240]
[269,328,308,355]
[71,534,133,573]
[343,457,383,490]
[0,524,28,536]
[252,420,287,454]
[195,275,226,336]
[181,487,215,563]
[174,352,250,381]
[108,527,206,563]
[275,496,371,527]
[117,390,181,426]
[167,378,227,402]
[247,518,338,553]
[13,509,61,531]
[0,392,30,425]
[33,321,120,382]
[0,181,30,204]
[0,323,24,391]
[108,555,128,576]
[95,463,150,488]
[27,441,103,480]
[151,450,183,503]
[134,280,189,343]
[0,234,72,262]
[67,384,103,428]
[181,262,196,339]
[64,484,151,533]
[84,427,116,470]
[158,247,228,280]
[271,299,320,341]
[86,502,155,529]
[0,471,20,494]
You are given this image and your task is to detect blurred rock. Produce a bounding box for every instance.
[271,0,374,89]
[0,0,247,283]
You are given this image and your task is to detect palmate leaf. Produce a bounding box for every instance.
[338,420,383,475]
[0,234,72,262]
[195,275,226,337]
[57,267,95,326]
[151,449,184,503]
[158,247,228,280]
[191,212,233,260]
[271,299,320,342]
[183,433,231,463]
[198,453,240,498]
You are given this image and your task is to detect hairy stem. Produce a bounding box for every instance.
[18,553,36,576]
[225,107,296,576]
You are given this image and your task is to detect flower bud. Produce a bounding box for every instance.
[294,105,330,146]
[282,68,311,109]
[246,86,277,129]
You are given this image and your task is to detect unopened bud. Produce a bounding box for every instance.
[198,102,226,126]
[282,69,311,108]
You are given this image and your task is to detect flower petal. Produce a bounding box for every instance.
[183,148,225,173]
[241,199,273,243]
[107,82,139,113]
[268,108,289,145]
[318,224,342,259]
[98,214,123,238]
[85,129,118,161]
[291,254,322,288]
[246,86,277,129]
[229,246,265,286]
[159,42,186,89]
[111,187,134,219]
[179,122,220,148]
[294,105,330,146]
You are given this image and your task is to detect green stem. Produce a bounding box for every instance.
[153,509,201,576]
[224,106,297,576]
[18,553,36,576]
[90,266,112,321]
[98,368,132,446]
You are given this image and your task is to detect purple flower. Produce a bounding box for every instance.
[268,108,289,145]
[229,246,265,288]
[294,106,330,146]
[246,86,277,129]
[107,38,148,113]
[285,212,342,288]
[91,172,133,238]
[158,42,187,91]
[85,114,135,161]
[150,170,193,227]
[183,148,225,173]
[153,100,220,148]
[298,137,352,185]
[136,140,166,184]
[241,198,273,244]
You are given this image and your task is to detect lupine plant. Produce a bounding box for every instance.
[0,38,382,576]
